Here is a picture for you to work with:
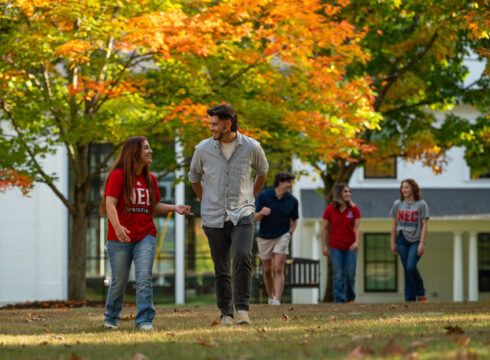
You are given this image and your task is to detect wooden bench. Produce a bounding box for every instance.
[254,257,321,303]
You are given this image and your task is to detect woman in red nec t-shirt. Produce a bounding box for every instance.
[321,184,361,303]
[99,136,192,331]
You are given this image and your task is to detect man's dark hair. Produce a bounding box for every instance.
[274,172,295,188]
[207,104,238,132]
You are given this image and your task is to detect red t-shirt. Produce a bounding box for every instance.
[105,168,161,242]
[322,204,361,250]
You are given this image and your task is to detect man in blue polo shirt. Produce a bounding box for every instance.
[255,172,299,305]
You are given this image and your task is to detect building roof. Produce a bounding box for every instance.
[300,188,490,219]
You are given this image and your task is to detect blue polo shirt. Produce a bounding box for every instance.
[255,189,299,239]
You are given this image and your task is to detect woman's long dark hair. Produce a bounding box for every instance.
[99,136,156,215]
[400,179,422,201]
[332,183,355,208]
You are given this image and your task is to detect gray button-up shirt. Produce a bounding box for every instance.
[188,132,269,228]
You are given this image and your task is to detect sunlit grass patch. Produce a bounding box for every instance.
[0,302,489,359]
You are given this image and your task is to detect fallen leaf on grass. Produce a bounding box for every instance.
[197,339,219,348]
[455,348,478,360]
[26,313,48,322]
[70,354,82,360]
[132,354,149,360]
[351,334,374,341]
[304,326,319,333]
[381,338,405,357]
[331,344,348,351]
[256,328,266,333]
[121,314,135,321]
[445,325,464,335]
[38,341,48,346]
[407,339,432,351]
[404,351,419,360]
[282,314,289,321]
[299,338,310,346]
[453,337,471,346]
[349,345,367,359]
[210,321,218,327]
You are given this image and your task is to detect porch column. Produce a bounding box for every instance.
[175,138,185,304]
[468,231,478,301]
[453,231,463,302]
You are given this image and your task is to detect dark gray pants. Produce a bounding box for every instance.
[203,214,255,317]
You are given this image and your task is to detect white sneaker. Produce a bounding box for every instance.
[235,310,250,325]
[220,315,234,326]
[139,324,154,331]
[268,298,281,306]
[104,323,118,329]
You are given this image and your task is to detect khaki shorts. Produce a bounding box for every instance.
[256,233,291,260]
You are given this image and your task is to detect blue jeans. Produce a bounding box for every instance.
[329,248,358,303]
[105,235,156,328]
[396,232,425,301]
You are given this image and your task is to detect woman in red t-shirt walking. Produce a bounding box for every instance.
[100,136,192,330]
[321,184,362,303]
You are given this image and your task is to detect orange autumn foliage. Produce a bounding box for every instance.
[0,169,32,195]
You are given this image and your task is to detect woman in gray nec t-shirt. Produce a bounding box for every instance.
[390,179,429,302]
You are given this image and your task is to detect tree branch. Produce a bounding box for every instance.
[374,30,439,111]
[201,64,256,100]
[0,97,76,214]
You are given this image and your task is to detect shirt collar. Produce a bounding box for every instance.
[213,131,243,149]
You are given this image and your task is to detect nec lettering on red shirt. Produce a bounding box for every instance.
[105,169,161,242]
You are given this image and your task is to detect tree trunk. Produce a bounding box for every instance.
[68,144,91,300]
[68,210,88,300]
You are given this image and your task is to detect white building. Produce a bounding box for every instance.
[0,147,69,304]
[291,141,490,304]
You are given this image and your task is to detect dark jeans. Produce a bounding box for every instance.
[329,248,357,303]
[203,214,255,317]
[397,232,425,301]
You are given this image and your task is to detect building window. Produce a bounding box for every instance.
[478,233,490,292]
[364,233,397,292]
[364,157,397,179]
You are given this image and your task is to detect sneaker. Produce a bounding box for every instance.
[220,314,234,326]
[235,310,250,325]
[268,298,281,306]
[104,323,118,329]
[139,324,154,331]
[418,296,427,303]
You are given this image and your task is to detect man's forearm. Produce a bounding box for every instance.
[254,174,267,197]
[191,182,203,201]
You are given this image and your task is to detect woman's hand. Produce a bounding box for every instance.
[391,242,398,255]
[175,205,193,216]
[417,242,425,256]
[322,245,330,257]
[349,241,359,252]
[115,225,131,243]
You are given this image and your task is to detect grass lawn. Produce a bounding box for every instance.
[0,301,488,359]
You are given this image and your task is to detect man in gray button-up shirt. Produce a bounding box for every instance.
[189,104,268,325]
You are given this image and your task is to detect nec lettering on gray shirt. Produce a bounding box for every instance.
[390,199,430,243]
[188,132,269,228]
